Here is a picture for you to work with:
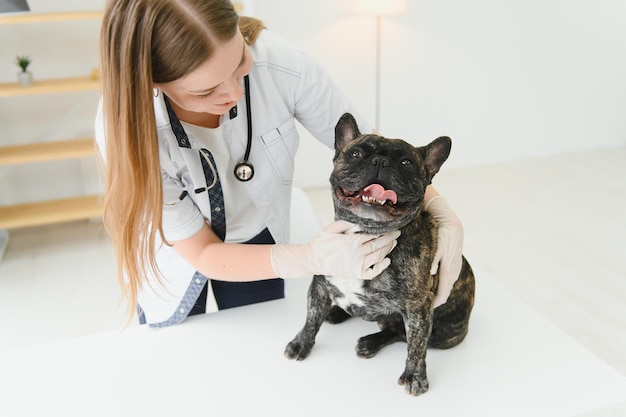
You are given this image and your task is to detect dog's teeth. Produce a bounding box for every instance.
[361,195,386,205]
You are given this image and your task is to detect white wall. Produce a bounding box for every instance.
[385,0,626,168]
[257,0,626,186]
[1,0,624,202]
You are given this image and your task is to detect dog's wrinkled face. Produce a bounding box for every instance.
[331,113,452,233]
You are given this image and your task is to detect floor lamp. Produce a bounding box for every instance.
[352,0,407,131]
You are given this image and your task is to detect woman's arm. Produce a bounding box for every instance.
[172,224,276,282]
[172,221,400,282]
[424,184,440,208]
[423,185,465,308]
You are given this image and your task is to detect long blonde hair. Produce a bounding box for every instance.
[99,0,265,323]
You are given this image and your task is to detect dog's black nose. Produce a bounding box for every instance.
[370,156,391,168]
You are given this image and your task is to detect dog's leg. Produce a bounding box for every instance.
[429,258,475,349]
[284,275,333,360]
[355,316,406,358]
[398,306,433,396]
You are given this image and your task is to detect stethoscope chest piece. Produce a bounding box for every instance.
[234,160,254,182]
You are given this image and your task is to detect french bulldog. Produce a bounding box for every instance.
[284,113,475,396]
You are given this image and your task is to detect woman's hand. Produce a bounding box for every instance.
[271,220,400,280]
[426,196,464,308]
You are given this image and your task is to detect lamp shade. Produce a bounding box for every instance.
[352,0,407,15]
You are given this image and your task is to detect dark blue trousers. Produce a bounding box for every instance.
[189,228,284,314]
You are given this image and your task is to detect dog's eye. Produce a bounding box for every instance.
[401,158,413,167]
[349,149,362,159]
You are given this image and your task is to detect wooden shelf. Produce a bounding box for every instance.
[0,195,102,229]
[0,138,97,166]
[0,77,99,98]
[0,9,104,234]
[0,11,102,25]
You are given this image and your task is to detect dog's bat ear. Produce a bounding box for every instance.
[422,136,452,181]
[334,113,361,152]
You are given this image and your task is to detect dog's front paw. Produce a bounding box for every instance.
[284,339,314,361]
[398,369,429,396]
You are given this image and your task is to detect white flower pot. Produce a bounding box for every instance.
[18,71,33,86]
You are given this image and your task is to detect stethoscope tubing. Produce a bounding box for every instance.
[233,75,255,182]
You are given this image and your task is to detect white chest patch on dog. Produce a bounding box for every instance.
[325,224,366,309]
[327,277,365,309]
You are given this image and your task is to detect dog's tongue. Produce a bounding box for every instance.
[361,184,398,204]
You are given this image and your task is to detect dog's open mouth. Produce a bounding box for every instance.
[360,184,398,206]
[338,184,399,207]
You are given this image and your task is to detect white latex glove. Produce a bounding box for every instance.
[426,196,464,308]
[271,220,400,280]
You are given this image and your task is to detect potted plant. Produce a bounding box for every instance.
[16,55,33,86]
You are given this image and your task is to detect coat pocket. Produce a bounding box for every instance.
[258,119,299,185]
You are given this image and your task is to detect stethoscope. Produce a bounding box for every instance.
[162,75,255,207]
[233,75,254,182]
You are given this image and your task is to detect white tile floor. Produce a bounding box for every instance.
[1,146,625,415]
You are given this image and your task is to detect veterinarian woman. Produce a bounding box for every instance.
[95,0,464,327]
